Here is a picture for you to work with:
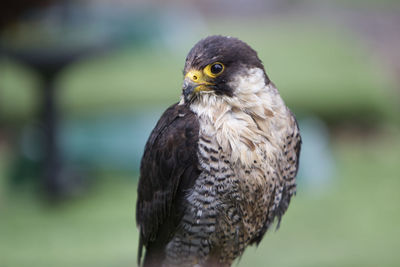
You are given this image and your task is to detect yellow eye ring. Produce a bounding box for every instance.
[204,62,224,78]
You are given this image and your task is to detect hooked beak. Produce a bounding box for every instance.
[182,69,214,101]
[182,77,199,100]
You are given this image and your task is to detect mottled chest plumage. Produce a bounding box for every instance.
[186,124,277,265]
[164,95,299,267]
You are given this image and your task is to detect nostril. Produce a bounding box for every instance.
[192,75,198,80]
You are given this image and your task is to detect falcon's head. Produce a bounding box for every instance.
[182,35,270,103]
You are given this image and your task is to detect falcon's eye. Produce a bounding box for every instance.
[211,63,223,74]
[204,62,224,78]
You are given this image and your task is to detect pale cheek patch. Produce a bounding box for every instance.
[228,68,265,95]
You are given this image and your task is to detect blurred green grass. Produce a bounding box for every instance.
[1,19,398,123]
[1,16,400,267]
[1,132,399,267]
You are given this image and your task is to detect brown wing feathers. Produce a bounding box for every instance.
[136,103,200,266]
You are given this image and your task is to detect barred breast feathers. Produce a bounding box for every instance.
[188,67,297,184]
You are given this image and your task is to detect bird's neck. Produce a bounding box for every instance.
[188,68,290,170]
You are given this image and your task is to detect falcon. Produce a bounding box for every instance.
[136,35,301,267]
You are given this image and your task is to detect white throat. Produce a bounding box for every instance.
[188,67,291,169]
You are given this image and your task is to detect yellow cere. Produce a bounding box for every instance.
[185,69,204,83]
[185,70,214,86]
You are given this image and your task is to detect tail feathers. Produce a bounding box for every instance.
[137,234,144,266]
[139,240,167,267]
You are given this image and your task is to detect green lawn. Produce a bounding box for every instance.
[1,131,399,267]
[1,15,399,267]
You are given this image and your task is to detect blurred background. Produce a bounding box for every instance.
[1,0,399,266]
